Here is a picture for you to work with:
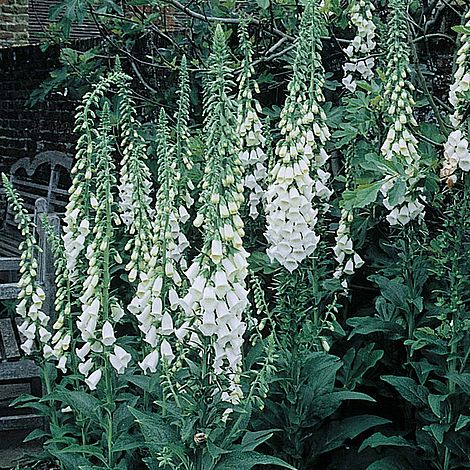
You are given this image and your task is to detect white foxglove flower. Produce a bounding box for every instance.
[63,71,119,280]
[74,102,131,382]
[342,0,376,92]
[333,209,364,280]
[85,369,102,391]
[109,345,132,374]
[265,0,331,272]
[101,321,116,346]
[1,175,51,357]
[160,339,175,363]
[128,110,186,374]
[183,25,249,399]
[237,21,267,219]
[442,10,470,185]
[139,349,159,374]
[379,0,426,225]
[116,72,155,283]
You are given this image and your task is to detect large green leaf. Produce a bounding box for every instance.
[315,415,391,454]
[302,352,341,393]
[339,344,384,389]
[239,429,279,451]
[342,180,384,211]
[347,317,406,340]
[128,407,177,453]
[213,451,296,470]
[382,376,429,408]
[49,450,92,470]
[370,276,409,310]
[56,390,103,422]
[359,432,413,452]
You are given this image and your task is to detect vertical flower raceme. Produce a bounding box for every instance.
[334,1,376,281]
[379,0,426,226]
[237,20,267,219]
[128,109,188,373]
[1,175,50,356]
[42,220,72,373]
[116,72,155,283]
[76,103,130,389]
[342,0,377,92]
[442,9,470,186]
[181,25,248,404]
[174,55,195,214]
[62,75,115,279]
[333,208,364,283]
[264,0,332,272]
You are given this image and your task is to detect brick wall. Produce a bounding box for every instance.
[0,44,76,174]
[0,0,28,48]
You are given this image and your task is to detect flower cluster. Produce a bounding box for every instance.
[116,72,155,282]
[264,0,332,272]
[42,220,72,372]
[1,175,50,356]
[237,21,267,219]
[76,104,131,390]
[442,10,470,186]
[180,25,248,403]
[333,208,364,283]
[62,75,115,279]
[379,0,426,226]
[342,0,377,92]
[128,110,189,373]
[442,130,470,184]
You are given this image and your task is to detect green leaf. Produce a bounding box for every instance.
[213,451,296,470]
[56,391,102,422]
[452,25,470,35]
[370,275,408,309]
[423,423,450,444]
[347,317,406,340]
[446,373,470,395]
[112,433,144,452]
[49,450,91,470]
[367,457,411,470]
[60,444,106,463]
[317,415,391,454]
[332,391,376,403]
[221,404,252,447]
[387,179,406,207]
[239,429,279,451]
[456,414,470,431]
[24,428,49,442]
[359,432,413,452]
[381,376,429,408]
[342,180,383,210]
[256,0,270,9]
[339,344,384,389]
[128,407,177,453]
[427,394,447,418]
[126,375,152,392]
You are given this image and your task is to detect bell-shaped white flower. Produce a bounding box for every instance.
[160,339,175,364]
[139,349,159,374]
[85,369,102,391]
[101,321,116,346]
[109,345,131,374]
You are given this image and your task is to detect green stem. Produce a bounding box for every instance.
[102,146,114,469]
[42,361,59,429]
